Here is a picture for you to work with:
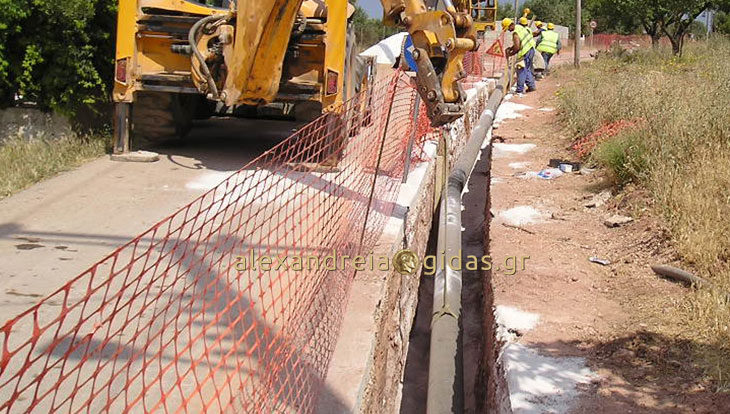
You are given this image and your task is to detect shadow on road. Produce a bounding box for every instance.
[149,118,304,172]
[29,228,352,412]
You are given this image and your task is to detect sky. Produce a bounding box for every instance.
[357,0,382,18]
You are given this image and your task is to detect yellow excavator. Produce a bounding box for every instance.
[469,0,498,35]
[112,0,476,154]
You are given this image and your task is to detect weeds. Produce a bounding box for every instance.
[0,133,107,199]
[591,131,648,185]
[557,38,730,391]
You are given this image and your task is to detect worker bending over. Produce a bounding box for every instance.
[503,17,537,94]
[536,23,561,74]
[533,20,544,37]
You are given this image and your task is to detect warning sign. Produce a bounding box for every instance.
[486,39,505,57]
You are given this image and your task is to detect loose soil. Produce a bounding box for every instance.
[490,74,730,413]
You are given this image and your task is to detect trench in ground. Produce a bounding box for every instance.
[400,141,497,413]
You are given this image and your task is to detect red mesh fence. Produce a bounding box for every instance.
[0,48,496,413]
[588,34,669,51]
[463,33,507,80]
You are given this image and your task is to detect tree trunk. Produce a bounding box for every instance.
[680,34,685,56]
[662,18,692,57]
[651,34,661,48]
[643,21,662,49]
[670,35,682,55]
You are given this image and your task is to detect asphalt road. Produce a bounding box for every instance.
[0,117,301,316]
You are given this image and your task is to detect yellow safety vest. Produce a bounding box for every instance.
[537,30,559,54]
[514,25,535,59]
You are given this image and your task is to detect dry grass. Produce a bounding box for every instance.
[0,134,107,199]
[556,38,730,391]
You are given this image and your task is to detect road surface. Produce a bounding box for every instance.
[0,118,299,316]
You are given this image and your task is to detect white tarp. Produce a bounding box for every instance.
[359,32,408,66]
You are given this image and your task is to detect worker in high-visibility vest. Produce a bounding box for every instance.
[502,17,537,94]
[536,23,562,74]
[533,21,544,38]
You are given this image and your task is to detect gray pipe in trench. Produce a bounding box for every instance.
[427,84,506,413]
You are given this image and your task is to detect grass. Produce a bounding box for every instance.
[0,133,107,199]
[556,37,730,391]
[591,130,648,184]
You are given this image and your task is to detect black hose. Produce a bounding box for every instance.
[651,265,710,288]
[651,265,730,304]
[189,13,229,99]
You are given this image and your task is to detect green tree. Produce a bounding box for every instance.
[523,0,595,38]
[713,2,730,34]
[660,0,716,55]
[588,0,730,54]
[0,0,30,104]
[0,0,117,118]
[350,2,398,51]
[497,2,515,20]
[717,11,730,34]
[593,0,668,47]
[587,0,643,36]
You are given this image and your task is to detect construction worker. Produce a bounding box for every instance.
[531,20,546,80]
[536,22,561,74]
[503,17,537,94]
[533,21,544,37]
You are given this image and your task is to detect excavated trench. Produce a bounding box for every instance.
[400,138,509,413]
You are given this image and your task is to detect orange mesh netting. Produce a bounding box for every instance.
[573,118,646,157]
[0,47,497,413]
[462,33,507,80]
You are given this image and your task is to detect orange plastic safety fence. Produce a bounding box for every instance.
[463,33,507,80]
[0,50,495,413]
[590,34,667,51]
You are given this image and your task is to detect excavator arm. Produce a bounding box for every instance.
[380,0,477,125]
[111,0,475,155]
[187,0,475,127]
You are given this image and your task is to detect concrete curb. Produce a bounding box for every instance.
[318,78,497,413]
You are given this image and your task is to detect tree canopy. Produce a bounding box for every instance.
[0,0,116,116]
[350,2,399,51]
[572,0,730,54]
[524,0,587,34]
[497,2,515,20]
[660,0,715,53]
[717,11,730,34]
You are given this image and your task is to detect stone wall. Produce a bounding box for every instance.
[0,108,75,143]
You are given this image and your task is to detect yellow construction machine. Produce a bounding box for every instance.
[112,0,476,154]
[468,0,498,34]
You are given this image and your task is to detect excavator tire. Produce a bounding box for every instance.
[131,92,196,147]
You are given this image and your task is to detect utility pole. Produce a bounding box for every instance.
[514,0,519,20]
[574,0,581,68]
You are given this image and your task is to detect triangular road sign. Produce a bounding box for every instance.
[486,39,505,57]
